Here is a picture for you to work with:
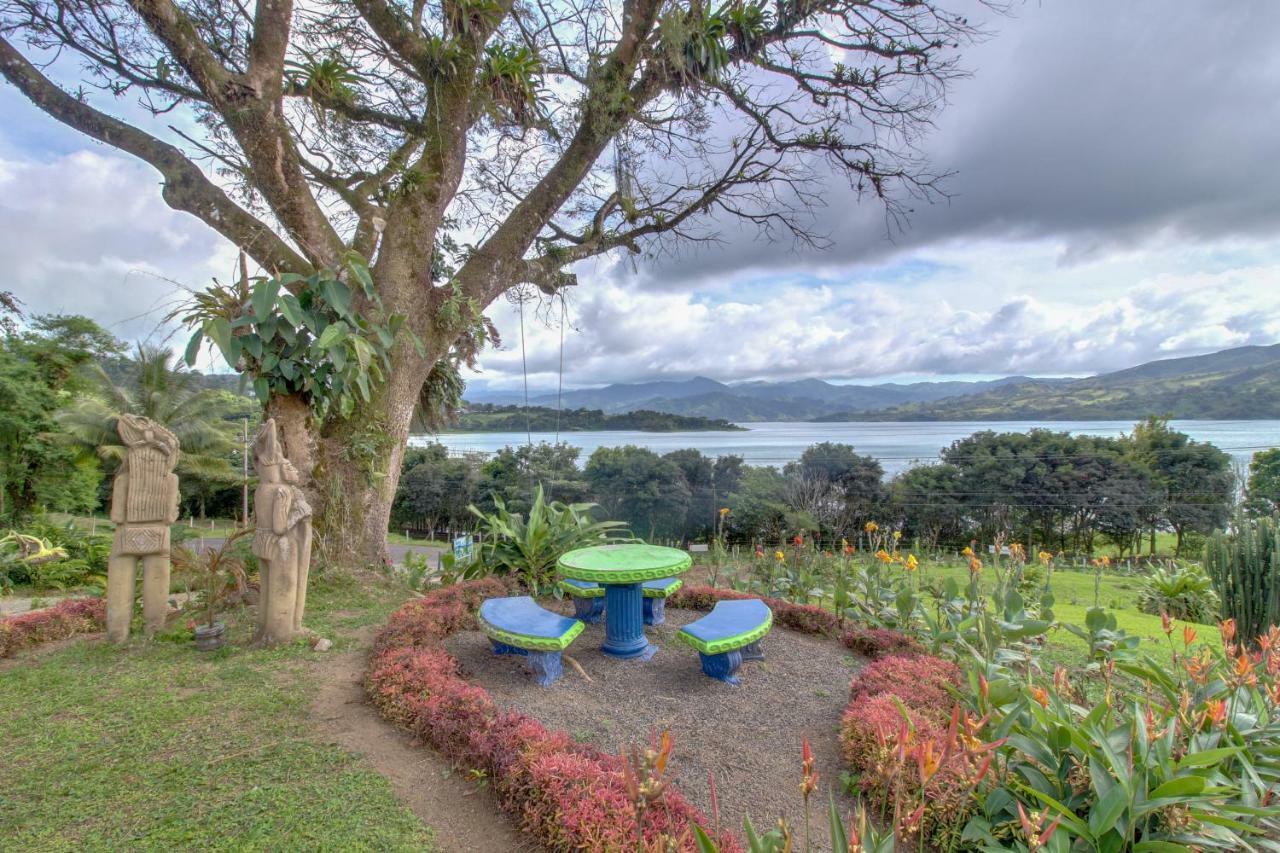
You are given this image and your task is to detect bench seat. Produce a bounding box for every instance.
[676,599,772,685]
[558,576,684,625]
[477,596,584,686]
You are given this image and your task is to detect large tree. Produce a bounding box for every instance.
[1,0,983,564]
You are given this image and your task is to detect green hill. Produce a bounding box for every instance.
[821,344,1280,421]
[445,404,746,432]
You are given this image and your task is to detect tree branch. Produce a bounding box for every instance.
[0,36,308,274]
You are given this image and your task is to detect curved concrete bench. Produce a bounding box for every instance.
[558,577,684,626]
[558,579,605,624]
[676,599,772,685]
[478,596,584,686]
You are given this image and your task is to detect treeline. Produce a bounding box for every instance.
[0,303,256,523]
[394,420,1273,557]
[451,403,744,432]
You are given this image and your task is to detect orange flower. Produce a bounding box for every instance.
[1031,686,1050,707]
[1221,618,1237,644]
[718,507,730,517]
[1161,612,1173,635]
[1234,651,1258,687]
[968,555,983,575]
[792,534,803,546]
[800,737,818,798]
[864,521,879,534]
[1203,699,1228,729]
[1182,625,1197,647]
[875,549,893,563]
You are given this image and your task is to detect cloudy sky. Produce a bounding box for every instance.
[3,2,1279,391]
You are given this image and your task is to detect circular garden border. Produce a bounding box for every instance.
[364,578,958,851]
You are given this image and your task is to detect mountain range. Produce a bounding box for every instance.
[465,343,1280,421]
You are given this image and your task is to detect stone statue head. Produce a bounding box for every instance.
[254,418,287,483]
[116,413,180,466]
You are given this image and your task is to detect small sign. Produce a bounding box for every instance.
[688,543,709,553]
[453,535,475,561]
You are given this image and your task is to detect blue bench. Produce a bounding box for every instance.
[676,599,772,685]
[559,578,605,623]
[558,577,684,626]
[477,596,584,686]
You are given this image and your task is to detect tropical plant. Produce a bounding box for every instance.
[1204,515,1280,642]
[56,343,244,485]
[1136,562,1220,623]
[468,484,631,592]
[171,528,251,627]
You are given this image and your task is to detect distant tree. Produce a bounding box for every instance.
[786,442,885,535]
[1129,417,1234,556]
[585,446,690,540]
[393,443,479,535]
[888,463,965,549]
[475,442,588,515]
[1245,448,1280,518]
[0,311,121,518]
[664,448,717,539]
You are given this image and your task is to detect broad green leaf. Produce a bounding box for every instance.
[692,825,719,853]
[278,292,305,326]
[827,793,848,853]
[183,328,204,366]
[1177,747,1243,768]
[1088,789,1128,838]
[316,321,348,350]
[1148,777,1206,800]
[206,317,232,355]
[251,277,281,321]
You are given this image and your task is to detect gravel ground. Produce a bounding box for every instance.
[446,604,865,846]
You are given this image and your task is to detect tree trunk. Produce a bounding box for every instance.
[302,341,435,568]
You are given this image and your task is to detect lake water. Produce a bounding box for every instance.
[420,420,1280,476]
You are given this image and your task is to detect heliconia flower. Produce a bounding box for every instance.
[1221,618,1237,644]
[968,556,983,575]
[774,550,785,562]
[1183,625,1197,647]
[1161,612,1173,635]
[1204,698,1228,729]
[1031,686,1050,707]
[1234,652,1258,687]
[792,534,803,546]
[1053,666,1069,694]
[864,521,878,533]
[799,737,818,798]
[875,549,893,563]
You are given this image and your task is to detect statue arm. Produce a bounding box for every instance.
[272,488,292,535]
[109,472,128,523]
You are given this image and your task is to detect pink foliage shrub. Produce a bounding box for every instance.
[839,625,926,659]
[847,653,961,713]
[0,596,105,658]
[366,579,740,852]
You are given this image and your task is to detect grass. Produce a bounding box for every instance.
[0,575,434,851]
[48,513,447,550]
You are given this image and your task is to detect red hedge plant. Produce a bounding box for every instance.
[0,597,105,659]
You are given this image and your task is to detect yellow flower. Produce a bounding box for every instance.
[718,507,730,517]
[774,550,786,562]
[904,553,918,571]
[864,521,878,534]
[892,530,902,541]
[961,546,974,557]
[1037,550,1054,565]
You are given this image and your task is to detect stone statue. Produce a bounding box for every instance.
[106,414,181,643]
[252,418,313,644]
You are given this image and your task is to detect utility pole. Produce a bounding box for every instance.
[242,416,250,527]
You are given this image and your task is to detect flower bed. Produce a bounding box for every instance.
[365,579,742,852]
[0,597,105,658]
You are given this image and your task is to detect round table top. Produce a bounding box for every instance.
[557,543,692,584]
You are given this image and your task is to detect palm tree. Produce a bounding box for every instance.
[58,344,246,489]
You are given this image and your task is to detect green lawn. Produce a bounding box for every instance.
[0,576,434,851]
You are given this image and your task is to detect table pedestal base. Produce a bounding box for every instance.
[601,582,656,660]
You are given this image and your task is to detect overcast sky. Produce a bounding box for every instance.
[3,2,1279,391]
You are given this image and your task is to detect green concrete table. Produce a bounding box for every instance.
[557,544,691,660]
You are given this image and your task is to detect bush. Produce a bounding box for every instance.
[1204,515,1280,641]
[1136,562,1220,623]
[365,579,739,852]
[839,625,925,659]
[0,597,105,657]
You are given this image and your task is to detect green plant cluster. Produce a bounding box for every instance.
[0,520,109,592]
[467,484,632,593]
[181,254,411,420]
[1136,562,1221,623]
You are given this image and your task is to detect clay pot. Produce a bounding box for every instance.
[194,621,226,651]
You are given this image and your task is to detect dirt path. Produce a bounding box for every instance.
[307,629,531,853]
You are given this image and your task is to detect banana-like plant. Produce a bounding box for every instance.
[468,484,632,593]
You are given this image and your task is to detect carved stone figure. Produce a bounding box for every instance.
[106,415,181,643]
[252,418,313,644]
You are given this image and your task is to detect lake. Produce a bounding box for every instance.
[421,420,1280,476]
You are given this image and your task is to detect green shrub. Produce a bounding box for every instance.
[468,484,631,592]
[1136,562,1220,623]
[1204,515,1280,641]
